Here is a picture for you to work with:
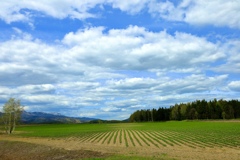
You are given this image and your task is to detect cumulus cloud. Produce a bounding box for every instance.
[62,26,224,71]
[183,0,240,29]
[149,0,240,29]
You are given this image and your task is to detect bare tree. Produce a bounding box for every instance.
[1,98,23,134]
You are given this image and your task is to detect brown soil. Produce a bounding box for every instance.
[1,131,240,160]
[0,140,109,160]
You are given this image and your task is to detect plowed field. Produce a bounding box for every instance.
[1,121,240,160]
[65,129,240,149]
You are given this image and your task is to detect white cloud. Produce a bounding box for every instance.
[62,27,105,47]
[148,1,181,20]
[107,0,149,14]
[0,84,54,95]
[20,94,58,104]
[183,0,240,29]
[62,26,224,71]
[149,0,240,29]
[107,78,158,90]
[0,1,30,23]
[157,74,228,94]
[228,81,240,92]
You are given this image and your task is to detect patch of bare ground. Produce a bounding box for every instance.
[0,140,109,160]
[0,135,240,160]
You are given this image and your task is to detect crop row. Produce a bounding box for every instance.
[65,129,240,149]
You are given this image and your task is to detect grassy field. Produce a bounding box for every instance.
[1,121,240,160]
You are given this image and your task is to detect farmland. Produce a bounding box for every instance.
[1,121,240,160]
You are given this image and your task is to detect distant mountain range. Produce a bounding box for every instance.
[0,111,128,124]
[20,111,97,124]
[21,111,97,124]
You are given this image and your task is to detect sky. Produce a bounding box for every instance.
[0,0,240,120]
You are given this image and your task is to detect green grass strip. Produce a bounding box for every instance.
[126,130,135,147]
[119,129,122,144]
[123,130,129,147]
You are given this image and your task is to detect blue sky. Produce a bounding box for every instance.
[0,0,240,120]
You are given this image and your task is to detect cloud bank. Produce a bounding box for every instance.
[1,0,240,28]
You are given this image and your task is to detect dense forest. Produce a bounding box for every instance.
[129,99,240,122]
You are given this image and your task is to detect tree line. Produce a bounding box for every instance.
[130,107,171,122]
[129,99,240,122]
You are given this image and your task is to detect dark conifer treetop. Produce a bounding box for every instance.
[129,99,240,122]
